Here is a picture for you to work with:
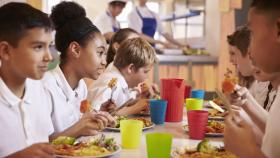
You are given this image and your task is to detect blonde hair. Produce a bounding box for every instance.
[114,37,157,70]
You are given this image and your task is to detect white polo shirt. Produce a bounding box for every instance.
[87,63,136,110]
[261,86,280,158]
[128,6,166,35]
[249,81,270,107]
[42,66,87,133]
[94,11,120,34]
[0,77,53,157]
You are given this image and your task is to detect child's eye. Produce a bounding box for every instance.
[97,50,107,57]
[97,51,103,56]
[33,45,44,51]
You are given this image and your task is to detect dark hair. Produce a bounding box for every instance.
[50,1,101,61]
[0,2,53,47]
[114,38,157,70]
[227,26,251,56]
[106,28,139,66]
[251,0,280,12]
[238,73,255,89]
[109,1,126,8]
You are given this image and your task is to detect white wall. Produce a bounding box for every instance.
[0,0,26,6]
[205,0,220,56]
[73,0,107,22]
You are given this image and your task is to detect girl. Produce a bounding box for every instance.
[106,28,139,67]
[43,1,115,140]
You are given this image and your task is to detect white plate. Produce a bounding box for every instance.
[55,144,121,158]
[105,123,155,132]
[183,125,223,137]
[170,150,180,158]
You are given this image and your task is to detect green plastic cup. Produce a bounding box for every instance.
[146,133,173,158]
[120,120,143,149]
[186,98,203,110]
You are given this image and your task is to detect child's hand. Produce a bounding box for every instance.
[116,99,149,116]
[95,111,117,128]
[227,85,248,107]
[140,83,160,99]
[224,114,260,158]
[6,143,54,158]
[100,99,117,112]
[72,113,107,136]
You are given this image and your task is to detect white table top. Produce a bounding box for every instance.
[102,113,224,158]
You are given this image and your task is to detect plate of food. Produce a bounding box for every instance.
[171,139,237,158]
[208,109,226,121]
[183,121,225,137]
[105,116,155,132]
[52,135,121,158]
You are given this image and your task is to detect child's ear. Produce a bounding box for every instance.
[127,63,136,74]
[69,41,81,58]
[0,41,11,61]
[276,18,280,43]
[113,43,120,52]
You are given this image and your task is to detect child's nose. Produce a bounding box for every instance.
[44,49,53,62]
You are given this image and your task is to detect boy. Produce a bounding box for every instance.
[224,0,280,158]
[88,37,157,115]
[0,3,54,158]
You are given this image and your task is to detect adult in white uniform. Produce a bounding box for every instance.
[128,0,187,48]
[44,1,116,140]
[94,0,128,42]
[224,1,280,158]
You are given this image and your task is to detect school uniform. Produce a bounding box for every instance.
[42,66,87,133]
[128,6,166,38]
[250,81,278,111]
[249,81,269,107]
[87,63,136,110]
[261,86,280,158]
[94,10,121,34]
[0,77,53,157]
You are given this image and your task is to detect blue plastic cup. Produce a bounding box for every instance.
[149,99,168,125]
[191,89,205,99]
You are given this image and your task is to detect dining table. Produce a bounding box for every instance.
[101,109,224,158]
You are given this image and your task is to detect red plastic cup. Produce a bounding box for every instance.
[187,110,208,140]
[184,85,192,99]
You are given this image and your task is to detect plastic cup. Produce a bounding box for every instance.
[146,133,173,158]
[149,99,167,125]
[186,98,203,110]
[120,120,143,149]
[184,85,192,99]
[191,89,205,99]
[187,110,208,140]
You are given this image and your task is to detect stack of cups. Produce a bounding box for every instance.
[187,110,208,140]
[185,89,207,140]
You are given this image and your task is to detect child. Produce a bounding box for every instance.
[227,26,270,108]
[106,28,139,67]
[43,1,116,140]
[224,0,280,158]
[0,2,54,158]
[88,37,157,115]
